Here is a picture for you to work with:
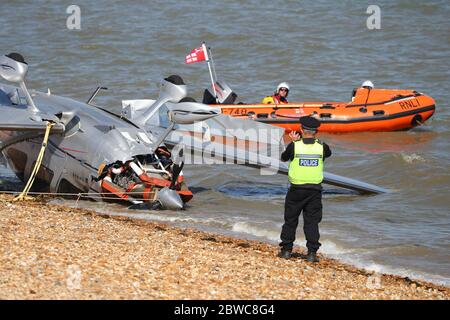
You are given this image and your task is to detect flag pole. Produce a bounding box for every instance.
[208,46,218,84]
[202,42,218,103]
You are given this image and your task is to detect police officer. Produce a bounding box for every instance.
[278,116,332,262]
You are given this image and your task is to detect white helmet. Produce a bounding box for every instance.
[276,82,290,92]
[361,80,374,89]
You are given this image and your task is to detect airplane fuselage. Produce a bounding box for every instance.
[0,84,159,198]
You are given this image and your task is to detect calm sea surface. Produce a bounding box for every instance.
[0,0,449,285]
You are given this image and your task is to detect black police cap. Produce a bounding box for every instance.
[299,116,321,130]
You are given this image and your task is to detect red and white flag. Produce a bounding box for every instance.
[185,44,208,64]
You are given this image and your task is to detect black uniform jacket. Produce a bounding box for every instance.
[281,138,332,190]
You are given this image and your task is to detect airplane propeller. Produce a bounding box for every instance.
[170,161,184,190]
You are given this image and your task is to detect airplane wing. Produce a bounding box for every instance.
[122,99,388,195]
[163,116,388,195]
[164,137,388,195]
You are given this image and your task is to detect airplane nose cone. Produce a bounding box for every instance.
[157,187,184,210]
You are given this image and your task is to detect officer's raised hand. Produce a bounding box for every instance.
[288,131,301,141]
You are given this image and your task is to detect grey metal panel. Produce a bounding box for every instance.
[164,124,388,195]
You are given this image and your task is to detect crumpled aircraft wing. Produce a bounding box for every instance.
[124,99,388,195]
[163,115,388,195]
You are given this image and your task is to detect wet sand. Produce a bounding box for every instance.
[0,194,448,300]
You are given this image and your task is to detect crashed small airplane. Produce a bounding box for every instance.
[0,53,221,209]
[0,53,387,211]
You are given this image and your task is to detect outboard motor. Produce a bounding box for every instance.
[0,53,39,112]
[202,81,237,105]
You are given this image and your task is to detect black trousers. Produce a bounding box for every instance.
[280,187,322,253]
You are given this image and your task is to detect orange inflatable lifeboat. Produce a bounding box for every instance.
[218,87,435,133]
